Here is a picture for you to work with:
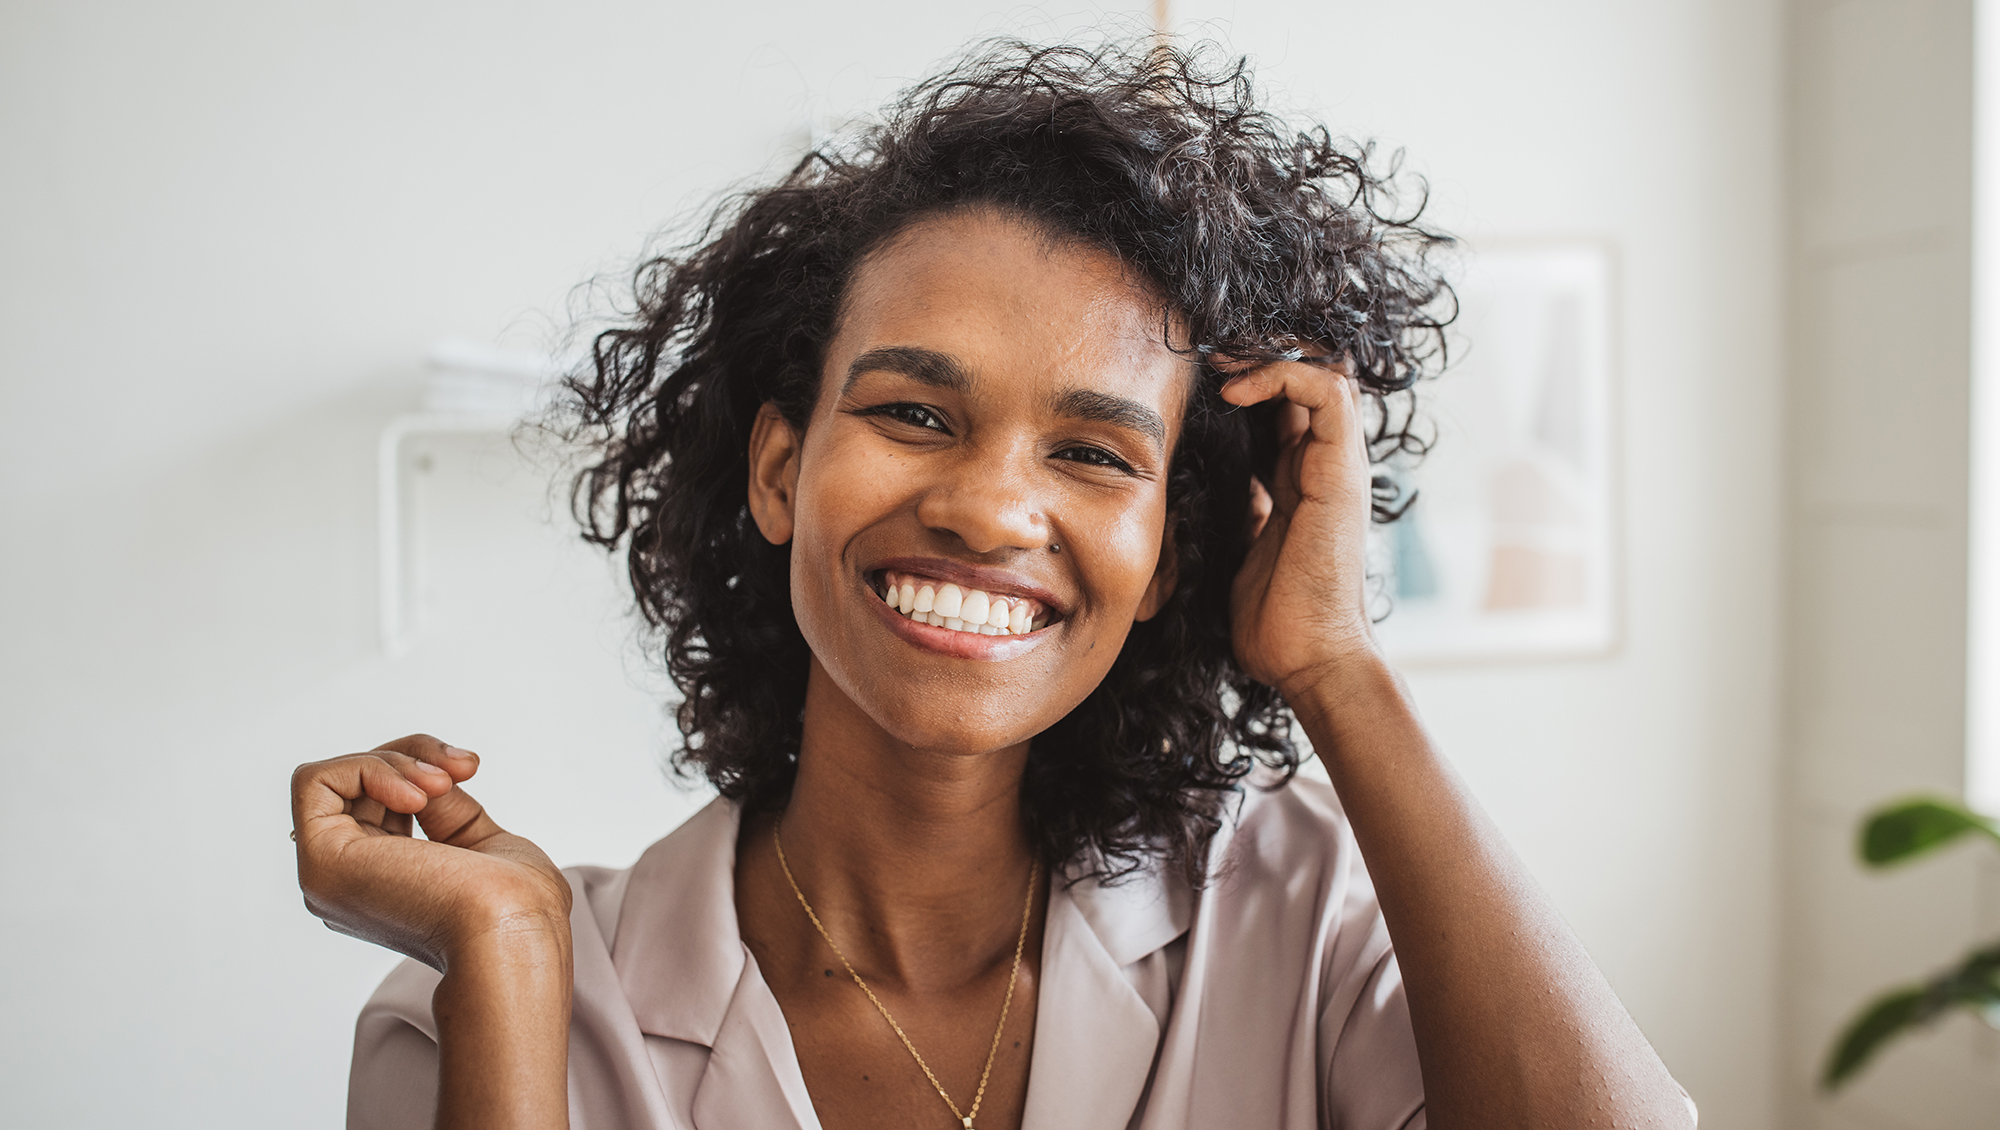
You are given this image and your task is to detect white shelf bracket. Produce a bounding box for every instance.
[376,413,520,657]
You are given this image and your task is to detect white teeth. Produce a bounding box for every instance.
[934,584,963,619]
[882,572,1051,639]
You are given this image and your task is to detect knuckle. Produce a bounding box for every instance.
[293,758,355,794]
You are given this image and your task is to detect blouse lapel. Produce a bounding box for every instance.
[612,796,748,1048]
[689,951,823,1130]
[610,796,1194,1130]
[609,797,817,1128]
[1020,867,1190,1128]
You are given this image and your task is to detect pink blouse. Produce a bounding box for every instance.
[347,775,1427,1129]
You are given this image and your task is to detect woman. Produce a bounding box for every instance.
[291,41,1695,1130]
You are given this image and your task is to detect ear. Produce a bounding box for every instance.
[1134,512,1180,622]
[746,402,803,545]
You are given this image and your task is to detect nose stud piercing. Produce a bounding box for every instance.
[1050,543,1061,554]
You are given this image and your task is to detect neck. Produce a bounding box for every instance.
[766,657,1039,988]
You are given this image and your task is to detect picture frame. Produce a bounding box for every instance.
[1373,242,1620,664]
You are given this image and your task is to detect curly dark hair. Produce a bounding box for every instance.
[561,38,1453,882]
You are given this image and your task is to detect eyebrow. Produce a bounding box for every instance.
[842,346,971,395]
[843,344,1166,449]
[1048,387,1167,448]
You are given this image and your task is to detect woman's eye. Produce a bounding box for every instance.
[863,403,950,433]
[1053,444,1136,474]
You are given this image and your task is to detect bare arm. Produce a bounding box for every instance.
[1289,658,1689,1128]
[292,735,572,1130]
[430,923,572,1130]
[1221,359,1691,1129]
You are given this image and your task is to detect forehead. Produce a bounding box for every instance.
[829,209,1192,410]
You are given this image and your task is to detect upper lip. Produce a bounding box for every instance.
[868,556,1069,618]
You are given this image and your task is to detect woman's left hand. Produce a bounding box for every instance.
[1220,354,1380,697]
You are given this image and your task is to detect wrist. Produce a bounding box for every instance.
[430,912,573,1130]
[444,901,572,968]
[434,914,573,1030]
[1276,646,1409,754]
[439,871,574,972]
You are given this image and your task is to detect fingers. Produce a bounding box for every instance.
[1275,400,1310,451]
[292,754,432,833]
[1217,357,1360,447]
[369,738,508,846]
[370,748,456,802]
[1218,357,1371,522]
[289,735,487,848]
[374,733,480,785]
[1247,475,1275,540]
[410,783,506,849]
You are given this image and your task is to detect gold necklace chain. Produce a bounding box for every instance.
[773,822,1038,1130]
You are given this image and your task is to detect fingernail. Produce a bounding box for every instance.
[444,745,475,760]
[409,760,444,776]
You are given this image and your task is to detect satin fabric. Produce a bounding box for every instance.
[348,775,1427,1130]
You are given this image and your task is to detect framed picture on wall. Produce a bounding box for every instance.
[1372,243,1619,664]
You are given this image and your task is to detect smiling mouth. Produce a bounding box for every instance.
[874,570,1057,637]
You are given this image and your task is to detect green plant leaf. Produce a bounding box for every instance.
[1859,798,2000,866]
[1824,987,1930,1088]
[1823,942,2000,1089]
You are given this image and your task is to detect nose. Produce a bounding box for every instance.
[913,446,1050,556]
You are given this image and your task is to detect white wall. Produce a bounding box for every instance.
[0,2,1785,1126]
[1782,2,2000,1127]
[1171,4,1787,1128]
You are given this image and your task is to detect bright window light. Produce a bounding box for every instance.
[1967,0,2000,814]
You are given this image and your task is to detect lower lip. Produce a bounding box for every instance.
[870,590,1049,660]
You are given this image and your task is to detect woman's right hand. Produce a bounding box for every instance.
[290,734,572,971]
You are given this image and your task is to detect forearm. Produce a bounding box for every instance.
[1285,655,1691,1130]
[431,914,574,1130]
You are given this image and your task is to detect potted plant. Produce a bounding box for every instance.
[1823,797,2000,1088]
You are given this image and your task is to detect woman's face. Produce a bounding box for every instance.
[748,207,1194,755]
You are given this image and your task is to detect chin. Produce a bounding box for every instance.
[867,702,1039,759]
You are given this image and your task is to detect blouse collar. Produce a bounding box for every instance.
[606,794,1193,1126]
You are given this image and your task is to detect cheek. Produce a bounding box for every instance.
[785,437,892,623]
[1076,495,1170,610]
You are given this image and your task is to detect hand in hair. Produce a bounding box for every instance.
[1218,351,1378,695]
